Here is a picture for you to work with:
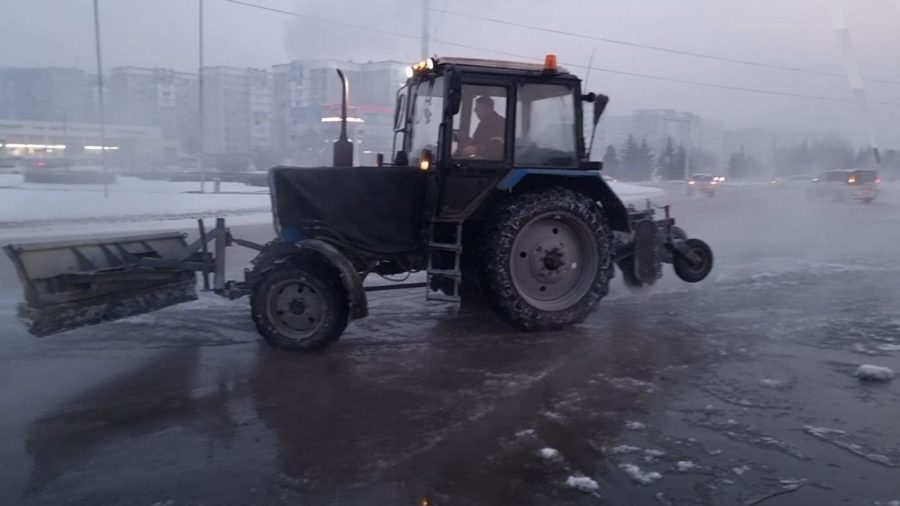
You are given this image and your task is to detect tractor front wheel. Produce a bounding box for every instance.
[480,188,612,330]
[250,260,349,351]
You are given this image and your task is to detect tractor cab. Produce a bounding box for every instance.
[393,56,602,173]
[391,56,620,226]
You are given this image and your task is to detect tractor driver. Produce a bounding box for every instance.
[458,95,505,159]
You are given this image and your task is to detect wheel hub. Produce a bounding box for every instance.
[271,281,324,335]
[289,299,307,315]
[510,212,598,311]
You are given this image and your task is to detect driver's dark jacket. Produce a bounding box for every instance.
[472,111,505,159]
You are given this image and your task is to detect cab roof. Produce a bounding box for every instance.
[434,56,571,75]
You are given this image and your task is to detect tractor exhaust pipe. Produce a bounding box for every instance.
[333,68,354,167]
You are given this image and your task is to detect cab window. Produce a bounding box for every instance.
[451,85,507,160]
[515,83,577,167]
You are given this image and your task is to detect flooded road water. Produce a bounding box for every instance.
[1,184,899,505]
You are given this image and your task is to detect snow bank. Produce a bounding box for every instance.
[0,175,269,222]
[539,448,561,461]
[565,475,600,492]
[620,463,662,485]
[854,364,895,382]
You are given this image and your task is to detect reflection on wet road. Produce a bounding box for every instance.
[1,186,899,505]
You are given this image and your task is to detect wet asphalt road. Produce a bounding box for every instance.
[1,184,899,505]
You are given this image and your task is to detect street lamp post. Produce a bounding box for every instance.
[92,0,109,196]
[198,0,206,193]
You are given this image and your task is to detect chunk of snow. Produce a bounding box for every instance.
[676,461,695,472]
[539,448,561,460]
[644,449,665,459]
[625,421,645,430]
[620,463,662,485]
[565,475,600,492]
[877,344,900,352]
[515,429,535,438]
[612,444,641,454]
[732,465,750,476]
[854,364,895,382]
[759,378,783,388]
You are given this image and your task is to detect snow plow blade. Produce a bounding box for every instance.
[3,232,198,336]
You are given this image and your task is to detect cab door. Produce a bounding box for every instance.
[435,78,514,220]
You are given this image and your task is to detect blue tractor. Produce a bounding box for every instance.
[4,56,713,351]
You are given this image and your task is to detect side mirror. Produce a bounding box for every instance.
[593,94,609,126]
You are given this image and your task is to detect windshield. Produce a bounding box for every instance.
[408,76,444,166]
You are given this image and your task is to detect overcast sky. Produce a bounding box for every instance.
[1,0,899,145]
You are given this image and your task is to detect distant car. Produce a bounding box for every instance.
[807,169,879,203]
[769,174,812,189]
[687,173,716,196]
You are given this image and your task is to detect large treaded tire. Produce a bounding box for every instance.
[479,187,613,330]
[250,258,349,351]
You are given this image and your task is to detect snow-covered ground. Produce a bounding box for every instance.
[0,175,271,241]
[0,174,663,241]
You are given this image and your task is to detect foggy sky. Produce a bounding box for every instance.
[1,0,899,145]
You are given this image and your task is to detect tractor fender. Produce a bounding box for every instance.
[496,169,631,232]
[295,239,368,320]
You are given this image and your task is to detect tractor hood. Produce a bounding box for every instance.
[270,166,427,255]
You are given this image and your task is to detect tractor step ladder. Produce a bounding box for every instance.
[426,221,463,309]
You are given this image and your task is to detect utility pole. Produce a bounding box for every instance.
[92,0,109,197]
[198,0,206,192]
[421,0,429,58]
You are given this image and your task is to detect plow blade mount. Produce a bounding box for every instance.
[4,232,198,336]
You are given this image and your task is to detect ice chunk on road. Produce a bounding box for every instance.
[759,378,785,388]
[625,421,645,430]
[854,364,895,382]
[676,461,695,472]
[612,444,641,454]
[620,463,662,485]
[565,475,600,492]
[539,448,561,461]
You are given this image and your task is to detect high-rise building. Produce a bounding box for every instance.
[203,66,272,156]
[271,59,407,165]
[0,67,91,123]
[109,67,199,160]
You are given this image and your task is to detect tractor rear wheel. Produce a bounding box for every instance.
[250,260,348,351]
[480,188,612,330]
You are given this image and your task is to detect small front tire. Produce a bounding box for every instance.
[672,238,714,283]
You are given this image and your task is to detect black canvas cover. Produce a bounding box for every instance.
[270,166,427,254]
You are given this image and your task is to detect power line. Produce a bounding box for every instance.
[222,0,421,41]
[431,38,900,107]
[219,0,900,107]
[430,7,900,87]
